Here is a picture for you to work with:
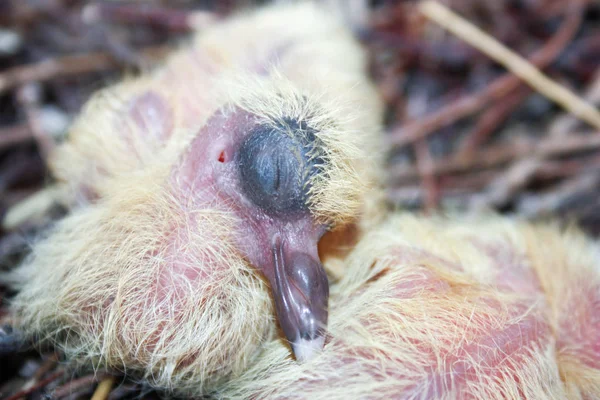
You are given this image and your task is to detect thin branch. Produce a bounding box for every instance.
[387,1,583,148]
[459,86,531,157]
[82,3,217,32]
[389,133,600,182]
[550,69,600,136]
[91,376,115,400]
[420,0,600,130]
[0,46,170,95]
[415,140,439,212]
[4,370,64,400]
[0,124,33,150]
[50,374,106,399]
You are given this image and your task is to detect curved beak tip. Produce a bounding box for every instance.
[292,336,325,362]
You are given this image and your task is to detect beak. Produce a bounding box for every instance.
[270,236,329,362]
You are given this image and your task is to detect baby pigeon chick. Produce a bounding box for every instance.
[219,214,600,399]
[7,1,382,396]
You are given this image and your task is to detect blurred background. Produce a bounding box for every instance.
[0,0,598,398]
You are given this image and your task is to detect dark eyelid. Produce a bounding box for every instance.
[237,124,317,216]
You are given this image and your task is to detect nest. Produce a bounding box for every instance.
[0,0,599,398]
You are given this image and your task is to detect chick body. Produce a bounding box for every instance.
[8,2,382,396]
[220,214,600,399]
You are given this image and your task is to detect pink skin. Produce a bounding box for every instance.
[62,69,330,360]
[175,106,329,360]
[556,276,600,370]
[52,87,600,393]
[231,236,600,398]
[355,241,595,397]
[385,249,550,397]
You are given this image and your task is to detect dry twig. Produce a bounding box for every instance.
[387,0,583,148]
[0,46,170,95]
[90,376,115,400]
[419,0,600,131]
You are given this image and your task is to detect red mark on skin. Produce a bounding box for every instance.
[218,150,226,163]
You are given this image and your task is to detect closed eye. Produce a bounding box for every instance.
[238,125,311,216]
